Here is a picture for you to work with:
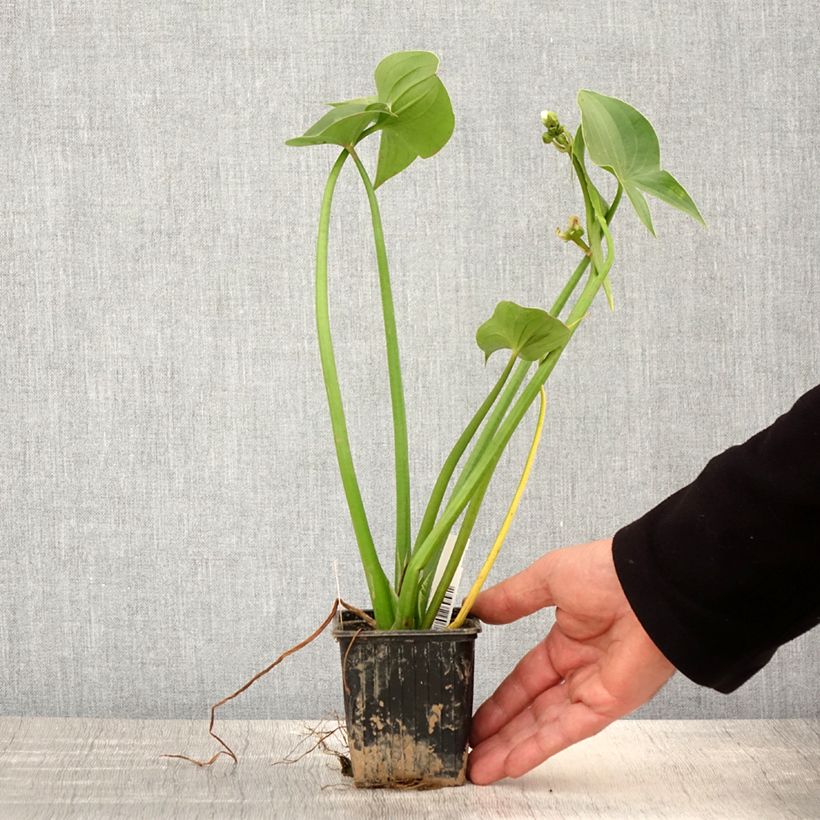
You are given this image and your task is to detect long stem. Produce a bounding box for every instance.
[396,181,622,627]
[410,354,516,567]
[420,456,496,628]
[450,359,531,498]
[409,358,529,612]
[316,150,393,627]
[448,254,589,502]
[394,353,558,626]
[409,233,595,611]
[348,147,412,589]
[448,386,547,629]
[407,271,582,624]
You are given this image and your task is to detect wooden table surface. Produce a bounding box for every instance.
[0,718,817,819]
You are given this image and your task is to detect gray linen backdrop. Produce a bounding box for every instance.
[2,1,818,720]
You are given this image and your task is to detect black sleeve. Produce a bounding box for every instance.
[612,384,820,693]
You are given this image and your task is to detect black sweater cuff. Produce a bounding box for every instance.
[612,385,820,694]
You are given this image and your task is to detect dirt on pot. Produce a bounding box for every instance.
[347,722,468,789]
[335,610,481,789]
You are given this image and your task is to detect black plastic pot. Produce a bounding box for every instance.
[333,609,481,788]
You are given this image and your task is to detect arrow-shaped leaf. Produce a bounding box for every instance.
[577,90,704,235]
[285,99,393,148]
[286,52,454,188]
[373,52,454,187]
[476,301,571,363]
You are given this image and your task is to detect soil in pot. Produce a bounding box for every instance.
[333,608,481,789]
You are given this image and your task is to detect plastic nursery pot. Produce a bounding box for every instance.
[333,608,481,789]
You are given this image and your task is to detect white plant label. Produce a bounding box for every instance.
[430,532,469,630]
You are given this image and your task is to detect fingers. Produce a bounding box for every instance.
[469,686,611,785]
[470,636,560,746]
[471,550,559,624]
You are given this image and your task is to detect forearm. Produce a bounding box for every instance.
[612,385,820,693]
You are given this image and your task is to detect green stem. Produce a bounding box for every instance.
[450,359,531,499]
[348,147,412,589]
[409,224,597,613]
[396,325,575,627]
[551,255,592,319]
[447,255,589,504]
[396,179,623,627]
[420,457,496,628]
[407,360,530,615]
[316,149,393,627]
[410,354,516,568]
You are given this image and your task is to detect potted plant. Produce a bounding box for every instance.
[282,50,704,788]
[169,51,703,788]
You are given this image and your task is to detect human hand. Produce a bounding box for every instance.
[468,538,675,784]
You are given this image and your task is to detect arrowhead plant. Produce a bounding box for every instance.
[287,52,703,630]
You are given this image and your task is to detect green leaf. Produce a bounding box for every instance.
[374,51,439,104]
[476,301,571,363]
[286,51,454,187]
[373,52,454,187]
[577,90,704,234]
[374,129,419,187]
[285,99,392,148]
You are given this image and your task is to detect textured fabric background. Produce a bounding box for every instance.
[1,0,818,720]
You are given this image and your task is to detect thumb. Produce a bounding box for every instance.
[470,550,558,624]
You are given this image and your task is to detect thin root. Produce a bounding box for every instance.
[161,598,369,767]
[341,628,363,695]
[274,725,342,766]
[272,718,352,779]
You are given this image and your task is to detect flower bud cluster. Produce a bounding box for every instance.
[541,110,572,153]
[556,215,584,243]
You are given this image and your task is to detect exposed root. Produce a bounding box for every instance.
[321,738,353,778]
[273,717,353,778]
[319,714,352,777]
[274,723,342,767]
[161,598,369,768]
[341,627,363,695]
[356,779,443,791]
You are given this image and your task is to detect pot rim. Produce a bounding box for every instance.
[332,608,481,640]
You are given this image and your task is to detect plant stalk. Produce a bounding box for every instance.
[348,146,412,589]
[420,455,497,628]
[316,150,393,627]
[447,252,591,505]
[408,353,516,584]
[448,386,547,629]
[395,177,622,627]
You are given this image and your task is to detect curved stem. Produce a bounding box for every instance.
[395,183,623,627]
[348,146,412,588]
[316,150,393,627]
[410,354,516,570]
[450,359,531,496]
[448,386,547,629]
[448,251,590,503]
[420,457,496,629]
